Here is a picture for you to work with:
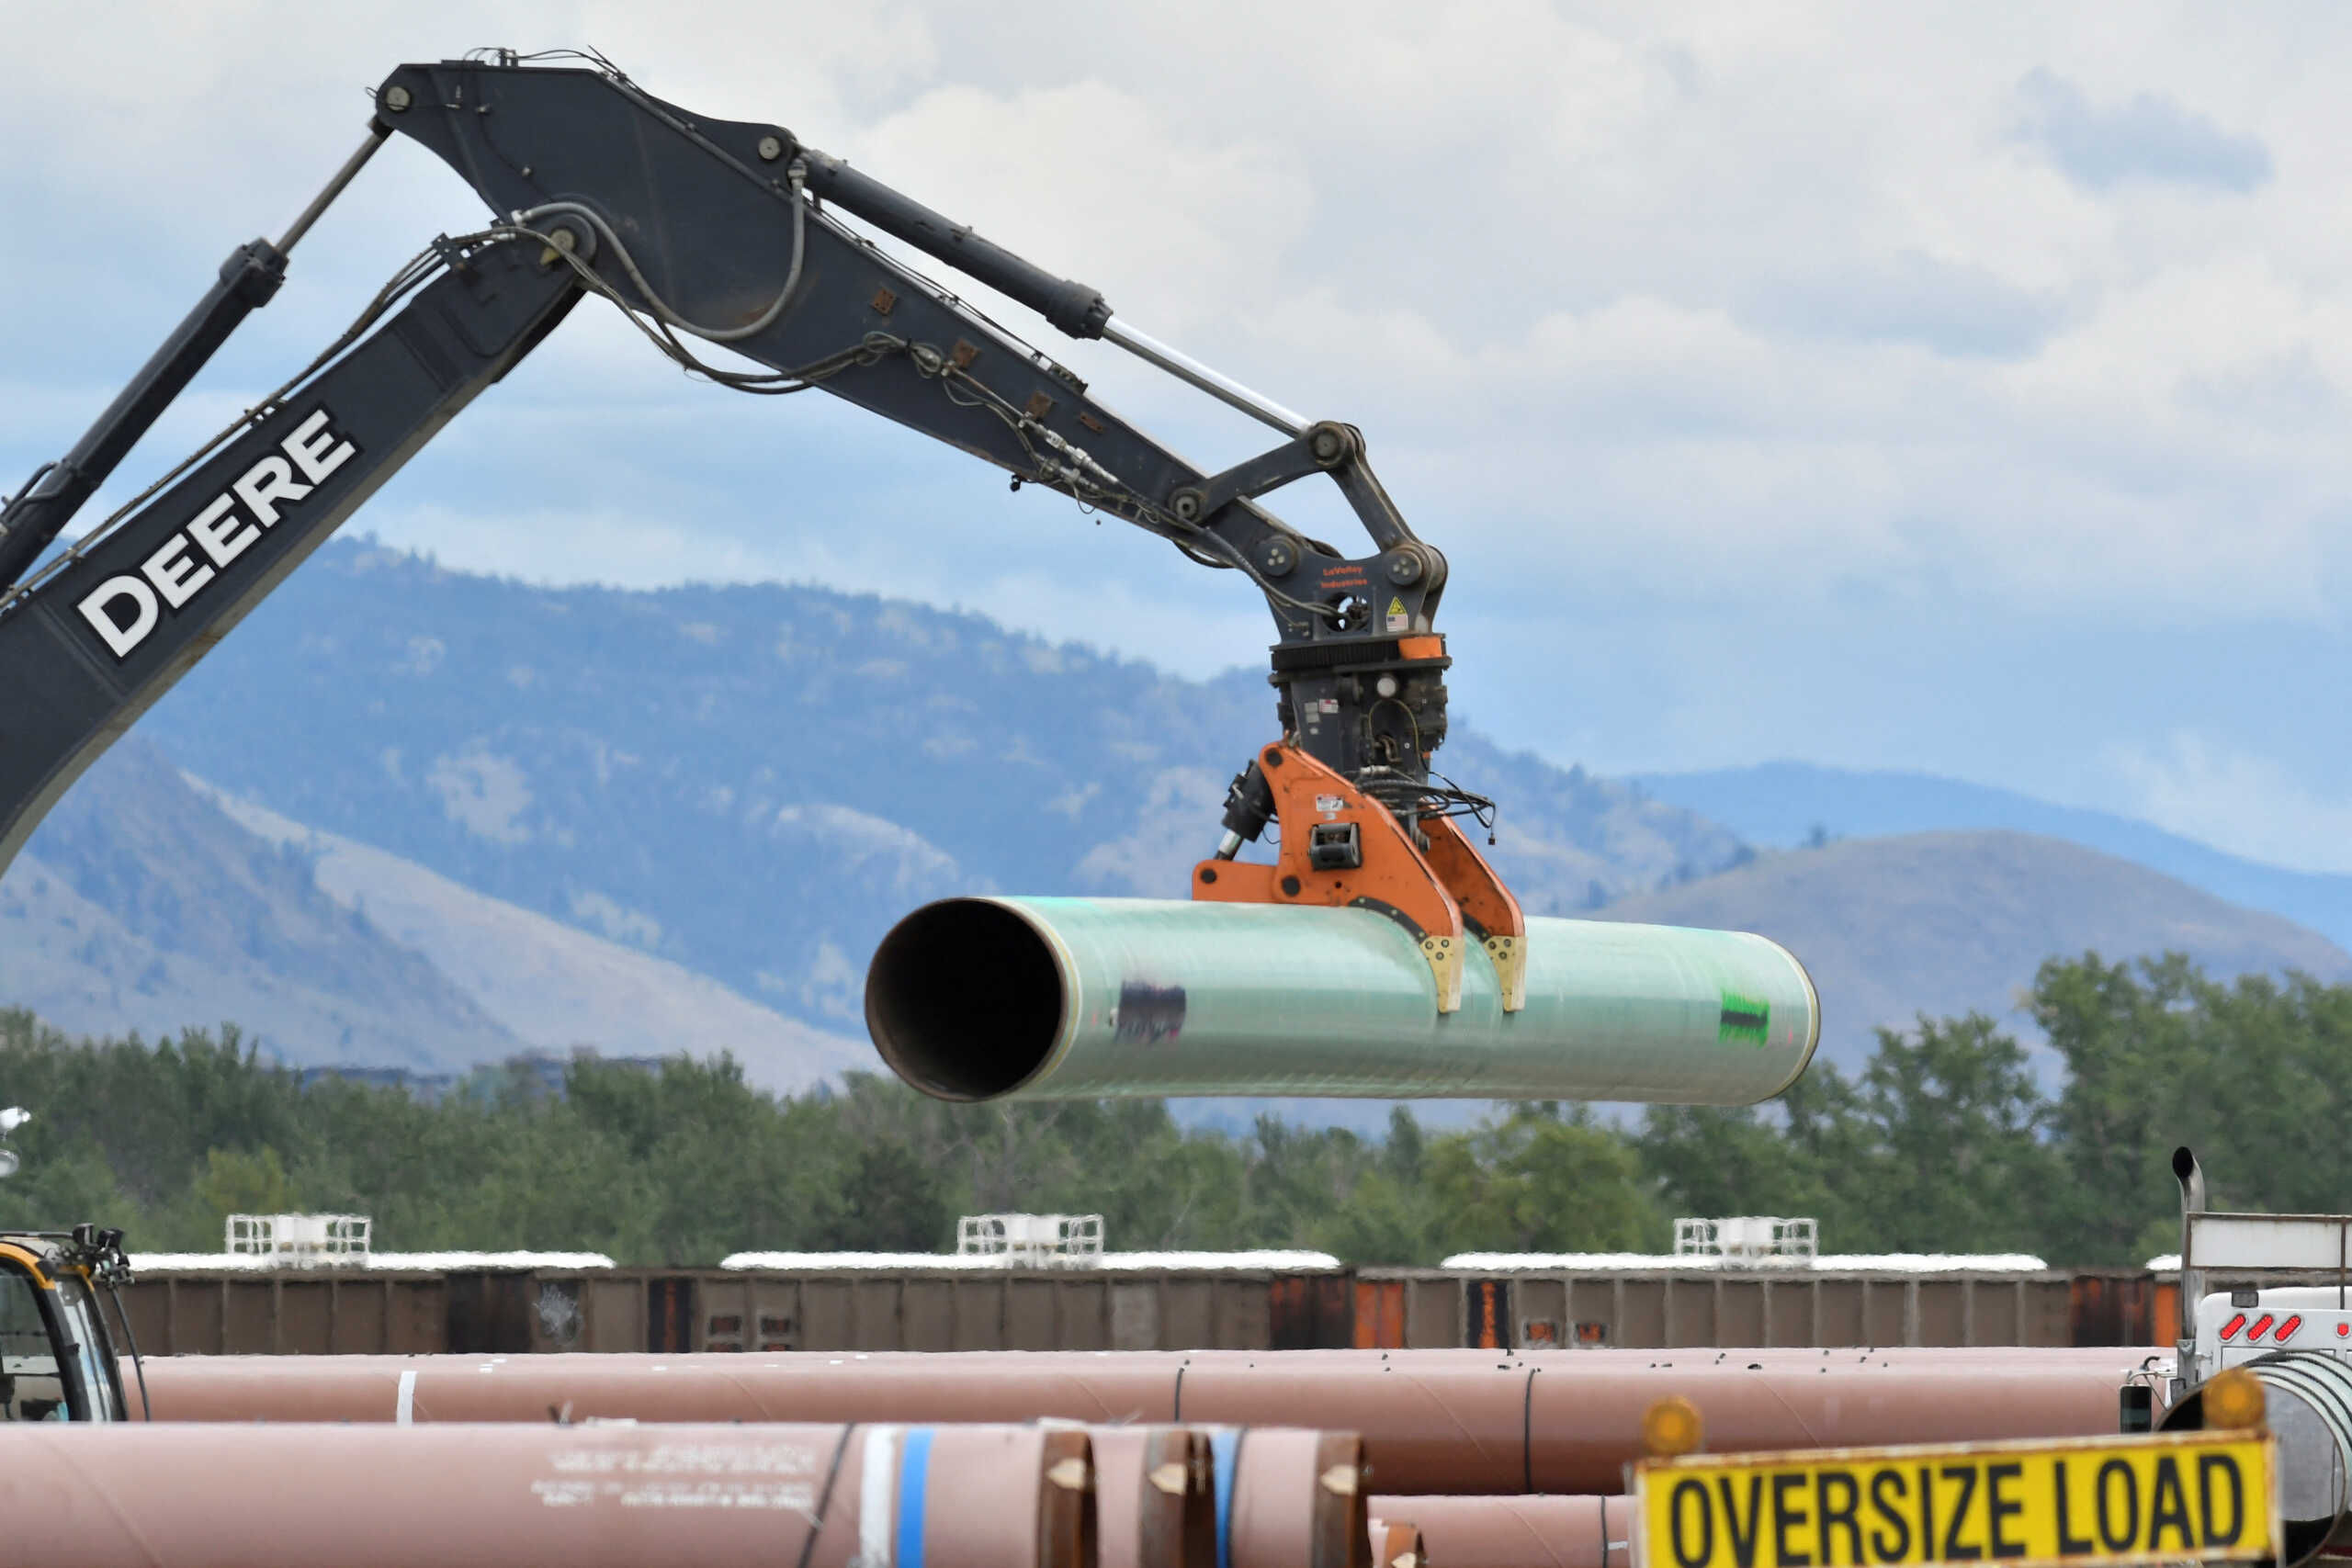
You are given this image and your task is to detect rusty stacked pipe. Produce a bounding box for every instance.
[140,1348,2140,1495]
[1000,1424,1365,1568]
[141,1351,1179,1426]
[0,1421,1091,1568]
[1083,1426,1214,1568]
[1366,1516,1425,1568]
[1371,1495,1629,1568]
[1214,1427,1368,1568]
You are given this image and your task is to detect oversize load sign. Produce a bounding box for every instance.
[1634,1430,2276,1568]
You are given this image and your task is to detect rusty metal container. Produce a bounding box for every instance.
[113,1267,458,1355]
[115,1262,2188,1356]
[117,1264,1333,1355]
[0,1420,1090,1568]
[1371,1495,1625,1568]
[1446,1267,2081,1351]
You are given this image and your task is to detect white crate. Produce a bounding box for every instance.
[956,1213,1103,1267]
[225,1213,371,1262]
[1674,1215,1816,1264]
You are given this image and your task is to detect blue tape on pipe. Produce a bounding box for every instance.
[897,1426,933,1568]
[1211,1427,1241,1568]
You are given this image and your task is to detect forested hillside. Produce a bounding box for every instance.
[1,739,862,1087]
[6,950,2340,1268]
[0,740,517,1070]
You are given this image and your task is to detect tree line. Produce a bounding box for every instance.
[0,949,2340,1268]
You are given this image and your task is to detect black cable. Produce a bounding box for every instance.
[506,218,892,395]
[1,461,55,515]
[100,1281,150,1421]
[1356,768,1498,832]
[515,180,807,344]
[1522,1364,1538,1495]
[513,192,1341,626]
[792,191,1069,388]
[916,336,1342,622]
[794,1421,858,1568]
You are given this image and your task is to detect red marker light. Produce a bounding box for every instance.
[2278,1315,2304,1342]
[2222,1314,2247,1339]
[2337,1323,2347,1338]
[2249,1314,2277,1340]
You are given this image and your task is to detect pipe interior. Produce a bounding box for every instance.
[2166,1382,2346,1567]
[865,899,1065,1100]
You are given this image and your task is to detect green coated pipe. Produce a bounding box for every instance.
[865,897,1818,1102]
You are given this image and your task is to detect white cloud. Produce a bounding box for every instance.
[2012,69,2273,193]
[15,2,2342,630]
[8,1,2352,825]
[357,491,1272,679]
[851,80,1312,335]
[2111,735,2352,874]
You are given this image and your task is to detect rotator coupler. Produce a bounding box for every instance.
[1193,634,1525,1016]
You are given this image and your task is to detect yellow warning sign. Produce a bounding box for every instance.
[1634,1430,2275,1568]
[1385,595,1406,617]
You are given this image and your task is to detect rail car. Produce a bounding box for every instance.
[112,1258,2211,1357]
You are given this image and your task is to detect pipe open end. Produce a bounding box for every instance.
[2165,1357,2352,1568]
[865,898,1066,1101]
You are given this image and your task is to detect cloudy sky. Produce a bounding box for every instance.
[6,3,2352,869]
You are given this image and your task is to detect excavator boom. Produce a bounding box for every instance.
[0,53,1524,1006]
[0,241,580,876]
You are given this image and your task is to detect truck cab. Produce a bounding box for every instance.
[0,1230,132,1421]
[2194,1286,2352,1375]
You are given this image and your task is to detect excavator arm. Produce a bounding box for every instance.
[0,238,582,880]
[0,52,1522,1012]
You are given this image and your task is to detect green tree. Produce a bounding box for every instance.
[1637,1060,1874,1247]
[23,948,2352,1274]
[1426,1104,1660,1255]
[2031,953,2199,1264]
[1850,1013,2052,1254]
[158,1145,299,1251]
[2033,953,2352,1263]
[1314,1108,1444,1264]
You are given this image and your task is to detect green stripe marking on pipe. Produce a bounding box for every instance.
[1718,992,1771,1045]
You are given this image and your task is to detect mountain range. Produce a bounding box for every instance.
[1637,762,2352,953]
[125,541,1745,1032]
[1603,829,2352,1066]
[1,737,861,1089]
[2,737,513,1072]
[1,539,2345,1101]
